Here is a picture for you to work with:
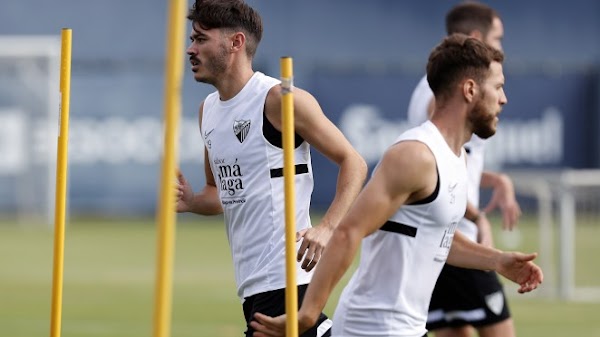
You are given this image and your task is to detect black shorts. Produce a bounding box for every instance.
[243,284,332,337]
[426,264,511,330]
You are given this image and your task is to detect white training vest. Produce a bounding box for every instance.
[332,121,468,337]
[406,74,486,242]
[201,72,314,299]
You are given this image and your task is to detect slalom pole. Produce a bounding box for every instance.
[49,28,72,337]
[152,0,186,336]
[281,56,298,337]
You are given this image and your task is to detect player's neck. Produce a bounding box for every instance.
[216,63,255,101]
[430,106,470,156]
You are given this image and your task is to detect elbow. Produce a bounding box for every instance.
[351,152,368,185]
[331,222,362,250]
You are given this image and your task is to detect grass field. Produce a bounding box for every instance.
[1,215,600,337]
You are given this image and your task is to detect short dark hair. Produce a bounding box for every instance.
[187,0,263,58]
[426,33,504,100]
[445,1,499,37]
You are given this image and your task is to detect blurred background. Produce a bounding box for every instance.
[1,0,600,336]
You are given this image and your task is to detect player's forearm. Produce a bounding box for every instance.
[299,225,361,327]
[319,154,367,230]
[464,201,481,223]
[480,171,508,189]
[188,185,223,215]
[446,230,501,271]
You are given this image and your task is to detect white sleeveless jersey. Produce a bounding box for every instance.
[201,72,314,299]
[332,121,468,337]
[406,75,434,127]
[406,75,486,242]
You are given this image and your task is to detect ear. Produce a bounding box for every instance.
[230,32,246,52]
[469,30,483,41]
[462,79,477,103]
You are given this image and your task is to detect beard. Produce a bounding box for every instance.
[468,93,497,139]
[194,43,230,85]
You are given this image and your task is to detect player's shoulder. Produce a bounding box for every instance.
[265,82,317,115]
[385,140,436,173]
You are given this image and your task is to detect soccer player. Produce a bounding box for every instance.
[175,1,367,336]
[407,3,521,336]
[250,34,543,337]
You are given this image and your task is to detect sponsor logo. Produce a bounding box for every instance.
[448,181,458,204]
[435,217,460,262]
[204,128,215,139]
[203,128,215,149]
[214,157,245,198]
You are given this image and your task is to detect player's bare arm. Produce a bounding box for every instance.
[175,102,223,216]
[264,85,368,271]
[446,231,543,293]
[251,141,437,337]
[465,201,494,247]
[481,171,522,229]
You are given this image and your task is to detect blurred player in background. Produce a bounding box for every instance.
[175,0,367,336]
[250,34,543,337]
[407,2,522,337]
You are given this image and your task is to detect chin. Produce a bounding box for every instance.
[194,75,209,84]
[481,131,496,139]
[474,127,496,139]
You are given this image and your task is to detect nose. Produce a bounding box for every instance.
[499,89,507,105]
[186,44,195,56]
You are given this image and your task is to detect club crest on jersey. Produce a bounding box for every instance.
[233,119,251,143]
[485,291,504,315]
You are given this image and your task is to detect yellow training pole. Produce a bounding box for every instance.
[281,56,298,337]
[153,0,185,336]
[50,28,72,337]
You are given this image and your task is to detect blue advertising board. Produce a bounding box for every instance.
[306,68,598,209]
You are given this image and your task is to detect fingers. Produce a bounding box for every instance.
[176,169,185,182]
[251,313,286,337]
[501,204,521,230]
[298,240,321,271]
[516,260,544,293]
[516,252,538,262]
[296,228,308,242]
[249,321,280,337]
[302,248,321,272]
[297,236,310,262]
[483,199,497,215]
[296,227,333,270]
[518,281,538,293]
[297,232,325,271]
[518,272,543,293]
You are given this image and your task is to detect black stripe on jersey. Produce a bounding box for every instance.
[263,112,305,148]
[379,220,418,237]
[270,164,309,178]
[408,167,440,205]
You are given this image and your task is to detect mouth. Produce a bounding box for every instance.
[190,58,200,71]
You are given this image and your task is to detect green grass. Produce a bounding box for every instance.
[1,215,599,337]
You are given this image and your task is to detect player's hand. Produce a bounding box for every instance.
[175,170,194,213]
[250,313,287,337]
[251,312,313,337]
[296,225,334,272]
[497,251,543,293]
[483,174,522,230]
[475,214,494,248]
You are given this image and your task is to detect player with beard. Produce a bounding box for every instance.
[407,3,522,337]
[175,1,367,336]
[250,34,543,337]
